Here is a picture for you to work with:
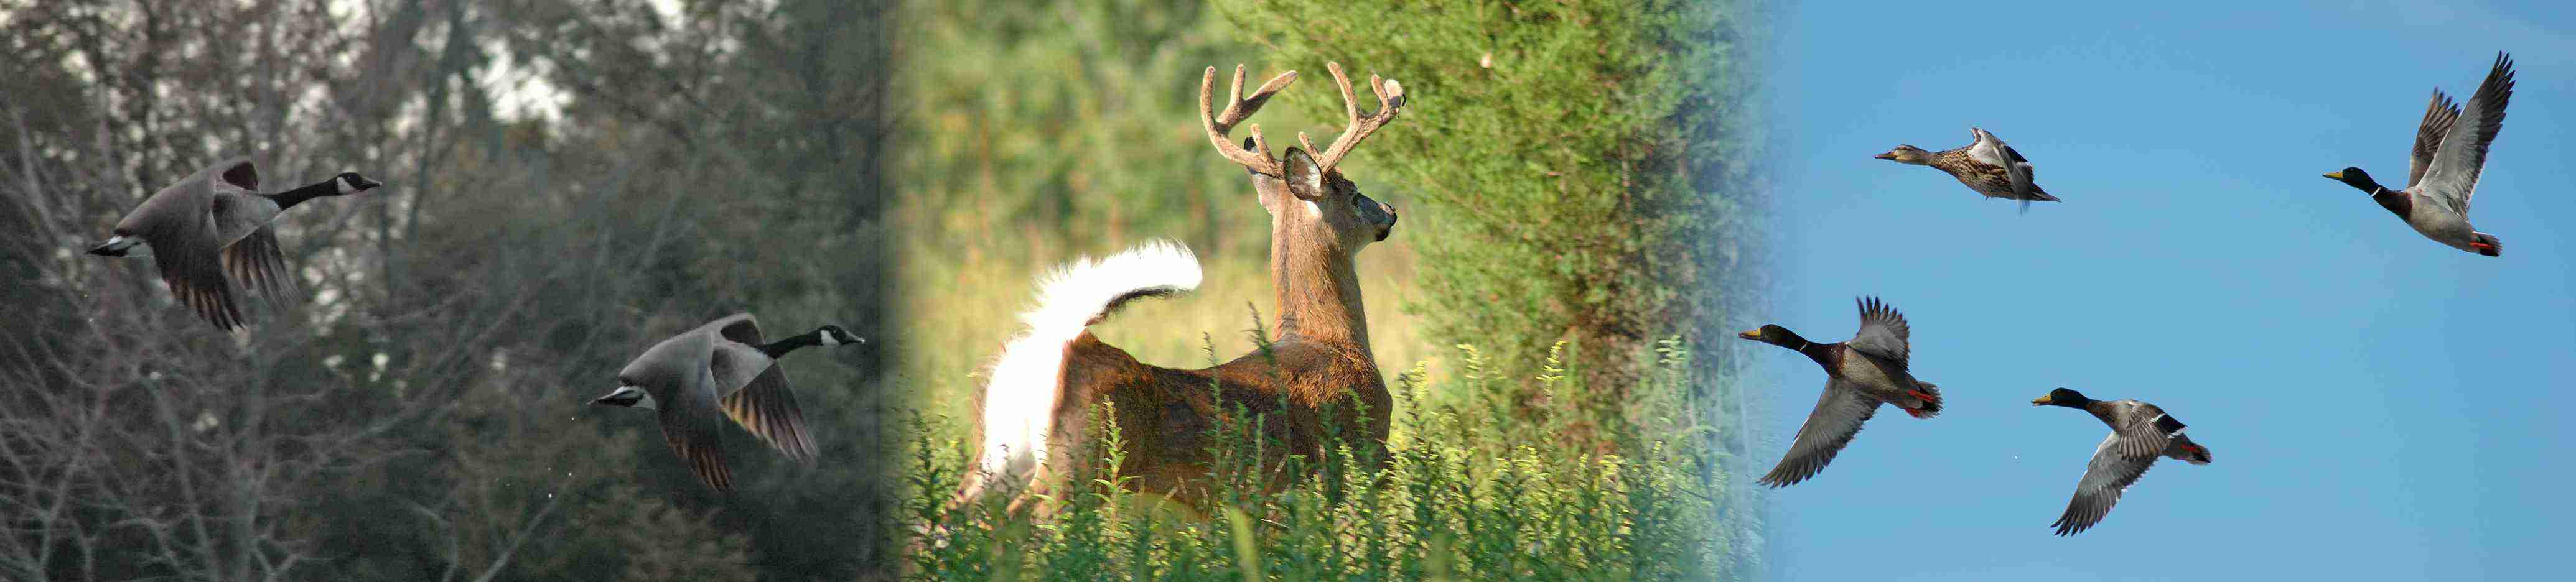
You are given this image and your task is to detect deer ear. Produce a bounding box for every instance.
[1282,149,1325,200]
[220,160,258,190]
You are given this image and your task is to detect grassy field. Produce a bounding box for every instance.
[895,338,1729,580]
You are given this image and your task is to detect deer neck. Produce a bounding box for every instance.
[1269,229,1369,348]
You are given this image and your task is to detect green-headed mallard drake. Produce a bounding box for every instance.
[2325,52,2515,257]
[1877,127,2058,212]
[2030,388,2212,536]
[1737,297,1942,487]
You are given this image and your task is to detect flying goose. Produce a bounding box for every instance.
[2324,52,2515,257]
[1877,127,2058,213]
[86,157,381,330]
[1737,297,1943,487]
[590,313,862,491]
[2030,388,2211,536]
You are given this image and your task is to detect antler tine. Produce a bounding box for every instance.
[1200,64,1297,176]
[1306,62,1407,173]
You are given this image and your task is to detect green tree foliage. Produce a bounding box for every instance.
[1225,1,1772,570]
[1223,0,1768,425]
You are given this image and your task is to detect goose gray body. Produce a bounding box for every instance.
[1738,297,1943,487]
[590,313,861,491]
[88,157,380,330]
[2032,388,2212,536]
[2325,52,2514,257]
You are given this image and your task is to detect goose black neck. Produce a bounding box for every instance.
[758,331,824,359]
[264,177,344,210]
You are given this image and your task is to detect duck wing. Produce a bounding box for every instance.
[2051,432,2160,535]
[2005,146,2038,213]
[2108,400,2186,460]
[1972,129,2039,206]
[2417,53,2514,216]
[1846,296,1910,367]
[1758,379,1880,487]
[2407,89,2461,189]
[709,313,819,463]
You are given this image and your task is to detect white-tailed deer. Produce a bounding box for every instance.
[956,62,1407,512]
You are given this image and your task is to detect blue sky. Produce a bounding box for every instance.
[1757,1,2574,580]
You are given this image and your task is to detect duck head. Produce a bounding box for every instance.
[2030,387,2093,408]
[2322,167,2386,194]
[1875,145,1934,165]
[1737,324,1811,350]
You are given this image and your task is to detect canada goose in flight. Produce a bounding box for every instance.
[2323,52,2515,257]
[1737,297,1943,487]
[591,313,862,491]
[86,157,381,330]
[2031,388,2211,535]
[1877,127,2058,213]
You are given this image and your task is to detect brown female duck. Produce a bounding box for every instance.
[1877,127,2058,212]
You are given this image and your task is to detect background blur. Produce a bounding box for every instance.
[1766,0,2574,580]
[1,0,1770,580]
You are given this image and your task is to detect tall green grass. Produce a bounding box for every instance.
[898,335,1730,580]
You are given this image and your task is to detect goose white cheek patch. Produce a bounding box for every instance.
[336,176,360,195]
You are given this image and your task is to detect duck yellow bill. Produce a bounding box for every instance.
[1736,328,1762,340]
[2323,170,2345,180]
[2030,395,2053,405]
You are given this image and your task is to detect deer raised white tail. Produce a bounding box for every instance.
[951,60,1405,517]
[974,240,1200,497]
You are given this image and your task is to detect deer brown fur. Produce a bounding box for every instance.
[953,62,1407,514]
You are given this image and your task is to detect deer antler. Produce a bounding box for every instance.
[1298,62,1406,175]
[1200,64,1299,177]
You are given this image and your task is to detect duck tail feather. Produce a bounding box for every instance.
[2178,440,2213,465]
[1903,381,1941,418]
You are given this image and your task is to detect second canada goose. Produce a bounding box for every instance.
[86,157,381,330]
[590,313,862,491]
[2031,388,2212,536]
[1737,297,1943,487]
[2323,52,2515,257]
[1877,127,2058,213]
